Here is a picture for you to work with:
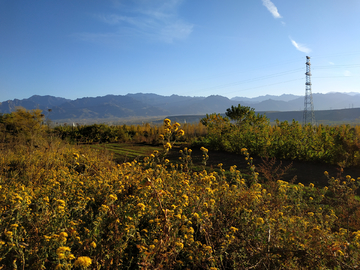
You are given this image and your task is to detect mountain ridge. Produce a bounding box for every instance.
[1,92,360,122]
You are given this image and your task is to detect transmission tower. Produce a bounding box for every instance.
[303,56,315,125]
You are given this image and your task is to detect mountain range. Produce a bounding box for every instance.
[1,92,360,123]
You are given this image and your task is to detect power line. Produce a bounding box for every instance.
[180,68,304,95]
[223,78,304,95]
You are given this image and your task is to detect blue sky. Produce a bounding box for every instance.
[1,0,360,102]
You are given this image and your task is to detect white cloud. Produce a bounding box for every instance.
[289,38,311,53]
[329,62,335,65]
[262,0,282,18]
[160,22,193,42]
[81,0,193,44]
[344,70,352,76]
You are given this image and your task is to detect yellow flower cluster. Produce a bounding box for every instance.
[2,118,360,269]
[74,256,92,268]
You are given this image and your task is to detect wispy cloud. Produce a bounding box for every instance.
[85,0,193,44]
[289,37,311,53]
[344,70,352,76]
[329,61,335,65]
[262,0,282,18]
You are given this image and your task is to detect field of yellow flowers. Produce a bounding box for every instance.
[1,110,360,269]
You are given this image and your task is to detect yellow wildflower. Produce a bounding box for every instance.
[164,142,172,149]
[175,242,184,249]
[164,118,171,125]
[57,199,66,206]
[59,232,68,238]
[56,246,71,259]
[137,203,146,211]
[256,217,265,226]
[109,194,118,201]
[10,224,19,229]
[74,256,92,268]
[57,246,71,254]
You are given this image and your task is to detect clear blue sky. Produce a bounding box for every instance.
[1,0,360,102]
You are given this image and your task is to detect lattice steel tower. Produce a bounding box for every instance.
[303,56,315,125]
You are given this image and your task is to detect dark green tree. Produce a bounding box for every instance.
[225,104,269,127]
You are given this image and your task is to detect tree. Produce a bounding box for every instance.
[225,104,268,127]
[200,113,231,150]
[2,107,45,146]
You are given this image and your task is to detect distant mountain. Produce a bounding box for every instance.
[181,95,234,115]
[48,95,169,120]
[232,94,300,103]
[126,93,205,115]
[1,92,360,122]
[0,95,71,113]
[248,93,360,111]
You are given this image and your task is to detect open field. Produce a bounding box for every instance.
[2,109,360,269]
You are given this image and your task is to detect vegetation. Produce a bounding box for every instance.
[53,122,207,145]
[198,105,360,168]
[0,107,46,147]
[1,108,360,269]
[225,104,269,127]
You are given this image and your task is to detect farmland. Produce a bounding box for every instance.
[1,108,360,269]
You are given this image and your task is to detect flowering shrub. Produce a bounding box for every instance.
[1,116,360,269]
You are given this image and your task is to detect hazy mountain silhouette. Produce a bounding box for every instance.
[232,94,300,104]
[0,95,71,113]
[1,92,360,121]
